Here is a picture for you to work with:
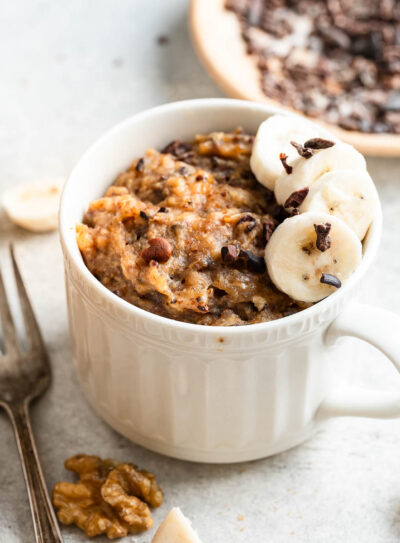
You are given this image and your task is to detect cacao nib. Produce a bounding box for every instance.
[221,244,240,263]
[136,157,145,172]
[320,273,341,288]
[225,0,400,134]
[290,141,314,159]
[303,138,335,150]
[284,187,309,208]
[280,152,292,174]
[162,140,192,157]
[314,223,332,252]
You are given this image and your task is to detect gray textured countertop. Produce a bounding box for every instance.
[1,1,400,542]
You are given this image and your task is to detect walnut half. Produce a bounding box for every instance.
[52,454,163,540]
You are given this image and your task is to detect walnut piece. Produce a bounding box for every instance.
[52,454,163,540]
[141,237,172,264]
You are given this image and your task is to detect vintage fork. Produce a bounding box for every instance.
[0,246,63,543]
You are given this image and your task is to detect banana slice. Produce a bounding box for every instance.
[152,507,203,543]
[2,180,63,232]
[250,114,328,191]
[299,170,376,240]
[265,212,362,303]
[274,142,366,206]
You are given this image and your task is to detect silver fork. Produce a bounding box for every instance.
[0,246,63,543]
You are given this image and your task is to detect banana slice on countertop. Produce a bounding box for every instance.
[152,507,203,543]
[2,180,63,232]
[274,142,366,206]
[299,170,376,240]
[250,114,329,191]
[265,212,362,303]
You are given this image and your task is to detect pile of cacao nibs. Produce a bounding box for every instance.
[225,0,400,134]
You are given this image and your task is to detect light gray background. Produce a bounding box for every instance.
[1,1,400,541]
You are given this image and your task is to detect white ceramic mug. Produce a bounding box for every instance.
[60,99,400,463]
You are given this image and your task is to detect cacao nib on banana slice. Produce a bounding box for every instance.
[320,273,341,288]
[303,138,335,150]
[284,187,309,208]
[314,223,332,252]
[279,152,292,174]
[290,141,314,159]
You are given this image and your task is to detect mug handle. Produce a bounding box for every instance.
[317,302,400,420]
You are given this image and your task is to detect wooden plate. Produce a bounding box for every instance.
[190,0,400,157]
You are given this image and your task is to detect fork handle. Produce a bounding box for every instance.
[5,401,64,543]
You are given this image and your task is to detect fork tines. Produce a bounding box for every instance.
[0,246,46,359]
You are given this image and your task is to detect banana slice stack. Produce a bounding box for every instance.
[251,115,376,303]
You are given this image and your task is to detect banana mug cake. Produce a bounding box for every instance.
[77,116,375,326]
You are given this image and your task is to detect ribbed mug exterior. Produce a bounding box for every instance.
[64,248,357,462]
